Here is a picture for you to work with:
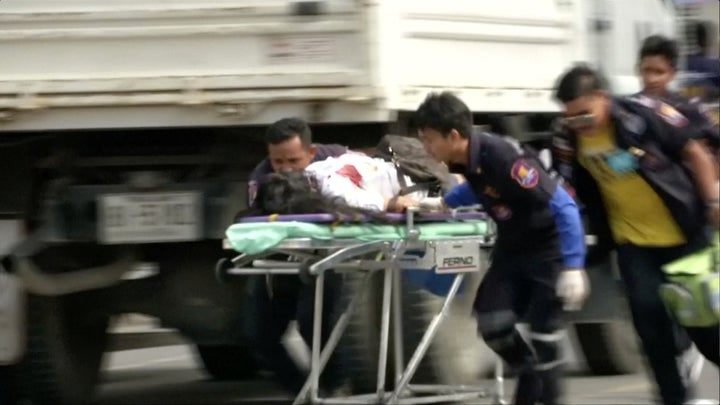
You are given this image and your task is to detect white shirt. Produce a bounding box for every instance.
[304,152,428,211]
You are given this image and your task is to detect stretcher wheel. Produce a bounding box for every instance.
[215,258,233,284]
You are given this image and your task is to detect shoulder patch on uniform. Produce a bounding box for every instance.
[510,159,539,189]
[656,102,688,128]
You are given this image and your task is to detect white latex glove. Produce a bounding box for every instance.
[556,269,590,311]
[418,197,446,212]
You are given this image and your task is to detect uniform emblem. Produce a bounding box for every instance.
[248,181,258,206]
[510,160,539,189]
[483,186,500,199]
[492,205,512,221]
[656,102,688,128]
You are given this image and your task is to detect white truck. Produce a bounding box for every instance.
[0,0,679,403]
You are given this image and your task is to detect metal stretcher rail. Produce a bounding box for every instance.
[218,208,506,405]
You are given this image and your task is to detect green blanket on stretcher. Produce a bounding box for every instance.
[225,221,488,255]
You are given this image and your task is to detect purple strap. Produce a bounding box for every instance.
[237,211,486,224]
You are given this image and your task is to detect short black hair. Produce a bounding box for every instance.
[691,21,711,50]
[554,64,608,103]
[413,92,474,138]
[639,35,678,69]
[265,117,312,146]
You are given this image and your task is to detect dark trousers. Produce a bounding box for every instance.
[473,254,565,405]
[244,272,346,394]
[616,243,720,405]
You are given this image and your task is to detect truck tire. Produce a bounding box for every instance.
[574,321,642,375]
[399,272,497,385]
[12,294,109,405]
[331,270,396,393]
[196,344,258,380]
[333,271,496,393]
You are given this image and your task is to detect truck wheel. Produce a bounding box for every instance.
[331,270,395,393]
[13,294,109,405]
[574,321,642,375]
[399,272,496,385]
[196,344,258,380]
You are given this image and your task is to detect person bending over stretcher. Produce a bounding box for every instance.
[413,91,589,405]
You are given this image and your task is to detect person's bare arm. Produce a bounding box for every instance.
[683,139,718,201]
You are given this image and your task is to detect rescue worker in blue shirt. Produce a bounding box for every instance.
[414,91,589,405]
[242,117,348,396]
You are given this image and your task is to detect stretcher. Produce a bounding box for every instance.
[217,207,506,405]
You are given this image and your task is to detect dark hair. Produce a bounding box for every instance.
[413,92,474,138]
[639,35,678,69]
[265,117,312,146]
[239,172,387,221]
[554,64,608,103]
[691,21,713,50]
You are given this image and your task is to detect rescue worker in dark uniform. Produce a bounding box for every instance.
[635,33,719,391]
[552,64,719,405]
[414,92,589,405]
[247,118,347,206]
[243,117,348,395]
[635,34,719,157]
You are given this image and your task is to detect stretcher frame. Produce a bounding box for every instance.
[218,208,506,405]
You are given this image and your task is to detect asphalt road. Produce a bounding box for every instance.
[96,342,719,405]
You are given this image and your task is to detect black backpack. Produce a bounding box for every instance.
[375,135,455,196]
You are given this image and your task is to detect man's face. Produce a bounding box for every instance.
[267,136,316,173]
[561,92,610,135]
[639,55,675,97]
[417,128,461,164]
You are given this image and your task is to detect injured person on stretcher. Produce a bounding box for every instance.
[252,138,558,221]
[247,150,458,217]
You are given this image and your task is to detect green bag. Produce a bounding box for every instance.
[659,232,720,327]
